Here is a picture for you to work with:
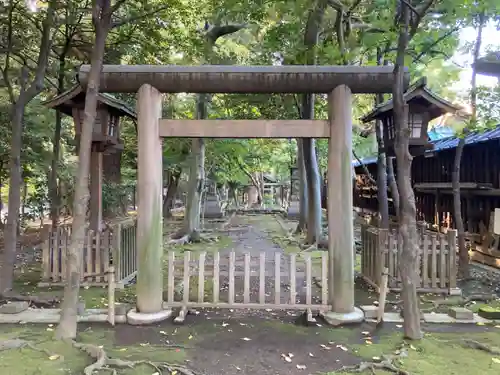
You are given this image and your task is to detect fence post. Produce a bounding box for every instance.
[42,231,51,281]
[107,266,116,326]
[112,223,122,282]
[447,229,460,294]
[377,229,388,288]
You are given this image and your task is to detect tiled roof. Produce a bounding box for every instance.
[352,124,500,167]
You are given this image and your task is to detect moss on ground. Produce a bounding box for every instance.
[329,329,500,375]
[0,325,185,375]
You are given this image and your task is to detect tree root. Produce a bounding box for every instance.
[71,341,200,375]
[0,339,59,359]
[0,291,60,308]
[300,242,318,252]
[461,339,500,355]
[168,234,191,245]
[335,353,410,374]
[420,293,496,311]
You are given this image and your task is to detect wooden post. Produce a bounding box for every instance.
[136,84,163,313]
[327,85,355,313]
[107,266,116,326]
[90,150,103,231]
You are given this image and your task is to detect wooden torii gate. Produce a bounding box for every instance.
[78,65,409,325]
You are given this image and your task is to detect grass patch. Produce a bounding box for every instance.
[0,325,185,375]
[338,330,500,375]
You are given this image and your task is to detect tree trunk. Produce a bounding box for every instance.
[375,88,389,228]
[453,138,467,278]
[302,139,322,243]
[1,102,25,292]
[300,0,327,244]
[178,24,245,240]
[454,12,484,280]
[180,138,205,239]
[393,3,421,340]
[0,0,56,292]
[49,56,67,229]
[56,0,113,340]
[163,170,180,218]
[296,140,308,233]
[387,156,400,216]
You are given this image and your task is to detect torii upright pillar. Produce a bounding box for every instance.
[128,84,171,324]
[323,85,363,325]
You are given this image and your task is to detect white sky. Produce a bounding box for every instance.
[451,22,499,94]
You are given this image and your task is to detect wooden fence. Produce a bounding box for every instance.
[361,225,459,294]
[164,250,331,311]
[39,218,137,287]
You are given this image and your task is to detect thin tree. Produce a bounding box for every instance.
[171,23,245,245]
[0,0,57,292]
[56,0,125,340]
[452,10,485,280]
[393,0,436,340]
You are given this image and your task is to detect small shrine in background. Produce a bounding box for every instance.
[44,85,136,231]
[361,78,467,156]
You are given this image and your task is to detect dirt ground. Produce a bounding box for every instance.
[1,313,500,375]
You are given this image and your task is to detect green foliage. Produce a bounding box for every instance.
[0,0,499,218]
[102,181,135,218]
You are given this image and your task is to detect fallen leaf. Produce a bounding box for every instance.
[241,337,251,341]
[296,364,307,370]
[410,345,416,350]
[171,371,178,375]
[48,354,60,361]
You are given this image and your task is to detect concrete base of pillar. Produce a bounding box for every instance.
[127,308,173,325]
[321,307,364,327]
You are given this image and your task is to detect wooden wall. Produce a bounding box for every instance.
[351,139,500,234]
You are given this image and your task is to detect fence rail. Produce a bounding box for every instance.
[165,250,331,311]
[39,218,137,287]
[361,225,458,294]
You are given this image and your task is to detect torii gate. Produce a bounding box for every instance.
[78,64,409,325]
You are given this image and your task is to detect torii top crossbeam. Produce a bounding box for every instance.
[78,65,408,94]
